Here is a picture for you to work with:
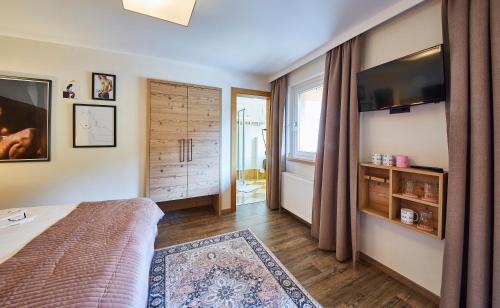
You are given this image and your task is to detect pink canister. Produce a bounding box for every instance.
[395,155,409,168]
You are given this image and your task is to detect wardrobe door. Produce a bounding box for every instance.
[187,86,220,198]
[149,81,188,202]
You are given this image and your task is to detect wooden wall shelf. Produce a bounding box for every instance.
[358,163,447,239]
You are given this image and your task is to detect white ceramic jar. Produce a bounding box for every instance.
[372,153,382,165]
[382,154,394,166]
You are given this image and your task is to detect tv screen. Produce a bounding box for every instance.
[357,45,445,112]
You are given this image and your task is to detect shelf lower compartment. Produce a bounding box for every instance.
[360,208,440,239]
[390,218,439,238]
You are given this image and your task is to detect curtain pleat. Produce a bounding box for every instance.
[311,37,361,264]
[440,0,499,306]
[492,1,500,306]
[267,76,287,210]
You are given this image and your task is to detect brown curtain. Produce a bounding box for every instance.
[267,76,287,210]
[441,0,499,307]
[311,37,361,263]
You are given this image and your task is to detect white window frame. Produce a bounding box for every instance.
[288,74,324,161]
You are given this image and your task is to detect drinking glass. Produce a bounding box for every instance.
[422,183,438,203]
[417,208,434,232]
[403,179,417,198]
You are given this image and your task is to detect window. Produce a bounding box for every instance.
[289,75,323,161]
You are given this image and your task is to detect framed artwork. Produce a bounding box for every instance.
[0,75,52,162]
[92,73,116,101]
[73,104,116,148]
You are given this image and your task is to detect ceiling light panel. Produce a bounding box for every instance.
[122,0,196,26]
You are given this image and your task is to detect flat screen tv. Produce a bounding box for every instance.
[357,45,445,112]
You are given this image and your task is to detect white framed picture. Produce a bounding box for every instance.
[73,104,116,147]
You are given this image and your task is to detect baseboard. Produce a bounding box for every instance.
[158,195,216,212]
[280,207,311,226]
[220,208,235,215]
[358,252,440,305]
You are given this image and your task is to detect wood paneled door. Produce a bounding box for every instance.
[147,79,221,212]
[149,81,188,201]
[187,86,220,198]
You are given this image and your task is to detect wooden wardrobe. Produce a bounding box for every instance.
[147,79,221,212]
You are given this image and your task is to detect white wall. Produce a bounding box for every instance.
[0,35,268,210]
[284,0,446,296]
[359,0,445,296]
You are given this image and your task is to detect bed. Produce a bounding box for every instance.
[0,198,164,307]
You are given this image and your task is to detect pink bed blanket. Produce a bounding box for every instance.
[0,198,164,307]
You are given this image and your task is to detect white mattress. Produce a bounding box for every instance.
[0,204,78,264]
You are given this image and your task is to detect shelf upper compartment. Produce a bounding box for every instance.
[359,163,447,177]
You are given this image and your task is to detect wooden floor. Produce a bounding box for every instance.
[156,202,437,308]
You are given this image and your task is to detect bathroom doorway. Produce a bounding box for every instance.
[231,88,270,211]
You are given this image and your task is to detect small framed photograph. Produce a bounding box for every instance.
[0,75,52,162]
[62,79,79,100]
[92,73,116,101]
[73,104,116,148]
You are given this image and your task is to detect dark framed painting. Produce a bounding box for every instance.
[0,75,52,162]
[92,73,116,101]
[73,104,116,148]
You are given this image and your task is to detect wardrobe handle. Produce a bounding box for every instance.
[180,139,185,162]
[188,138,193,162]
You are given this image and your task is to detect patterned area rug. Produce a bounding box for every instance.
[148,229,321,308]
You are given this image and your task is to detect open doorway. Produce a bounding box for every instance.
[231,88,271,211]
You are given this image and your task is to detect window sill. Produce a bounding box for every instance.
[287,157,316,165]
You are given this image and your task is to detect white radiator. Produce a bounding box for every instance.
[281,172,313,223]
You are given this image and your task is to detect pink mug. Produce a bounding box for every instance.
[395,155,409,168]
